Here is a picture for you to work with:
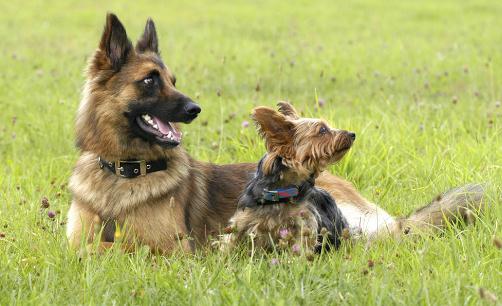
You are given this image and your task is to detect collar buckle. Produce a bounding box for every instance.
[264,189,280,202]
[123,160,147,176]
[114,161,123,176]
[98,157,166,178]
[114,160,147,177]
[261,186,299,204]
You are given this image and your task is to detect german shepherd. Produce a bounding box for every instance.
[67,13,485,254]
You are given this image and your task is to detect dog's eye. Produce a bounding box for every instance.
[319,126,328,135]
[143,77,154,86]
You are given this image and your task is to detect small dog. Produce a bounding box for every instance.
[221,102,352,253]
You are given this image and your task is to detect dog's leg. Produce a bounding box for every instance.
[83,241,136,255]
[66,200,102,249]
[218,233,237,252]
[217,217,240,252]
[67,203,137,256]
[67,201,112,257]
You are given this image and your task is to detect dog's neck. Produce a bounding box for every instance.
[237,154,316,208]
[82,143,189,180]
[89,141,186,164]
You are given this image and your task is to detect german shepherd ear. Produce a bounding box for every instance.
[98,13,133,71]
[277,101,299,119]
[136,18,159,53]
[252,107,294,150]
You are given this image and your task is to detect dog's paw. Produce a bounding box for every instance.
[77,242,117,259]
[216,234,236,252]
[77,243,97,259]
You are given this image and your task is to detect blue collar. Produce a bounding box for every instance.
[259,185,299,205]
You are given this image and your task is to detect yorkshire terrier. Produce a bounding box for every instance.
[221,102,353,253]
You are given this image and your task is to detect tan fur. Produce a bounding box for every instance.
[397,184,486,235]
[222,205,318,252]
[69,151,197,253]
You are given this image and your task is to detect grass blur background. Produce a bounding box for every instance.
[0,0,501,304]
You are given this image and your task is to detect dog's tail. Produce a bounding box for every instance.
[397,183,487,235]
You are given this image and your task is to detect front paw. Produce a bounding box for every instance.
[77,243,98,259]
[216,233,235,252]
[77,242,116,258]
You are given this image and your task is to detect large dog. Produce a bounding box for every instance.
[67,14,485,254]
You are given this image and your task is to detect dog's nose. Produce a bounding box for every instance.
[184,102,201,116]
[348,132,356,141]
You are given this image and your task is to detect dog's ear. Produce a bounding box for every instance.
[252,107,294,150]
[98,13,133,71]
[277,101,299,119]
[136,18,159,53]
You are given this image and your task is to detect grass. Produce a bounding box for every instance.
[1,0,501,304]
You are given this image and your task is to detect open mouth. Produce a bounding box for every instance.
[136,114,182,146]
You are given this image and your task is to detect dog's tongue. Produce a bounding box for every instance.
[152,116,172,134]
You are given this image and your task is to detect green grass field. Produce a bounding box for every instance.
[1,0,501,304]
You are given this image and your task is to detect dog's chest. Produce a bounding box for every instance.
[231,201,317,232]
[255,202,311,223]
[228,201,319,250]
[69,153,190,218]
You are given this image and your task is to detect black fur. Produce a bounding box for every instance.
[100,14,133,72]
[136,18,159,53]
[310,188,348,251]
[237,156,314,209]
[238,155,348,251]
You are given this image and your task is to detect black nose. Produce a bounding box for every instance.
[184,102,201,116]
[348,132,356,141]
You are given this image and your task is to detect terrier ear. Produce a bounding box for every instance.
[277,101,299,119]
[98,13,133,71]
[252,107,295,151]
[136,18,159,53]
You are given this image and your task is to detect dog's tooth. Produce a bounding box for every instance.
[144,114,151,120]
[148,119,154,125]
[167,131,172,138]
[153,124,158,129]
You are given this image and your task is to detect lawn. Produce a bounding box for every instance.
[0,0,501,304]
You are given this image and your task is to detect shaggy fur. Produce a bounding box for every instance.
[67,14,486,255]
[221,103,349,252]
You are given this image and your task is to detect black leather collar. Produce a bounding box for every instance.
[98,157,167,178]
